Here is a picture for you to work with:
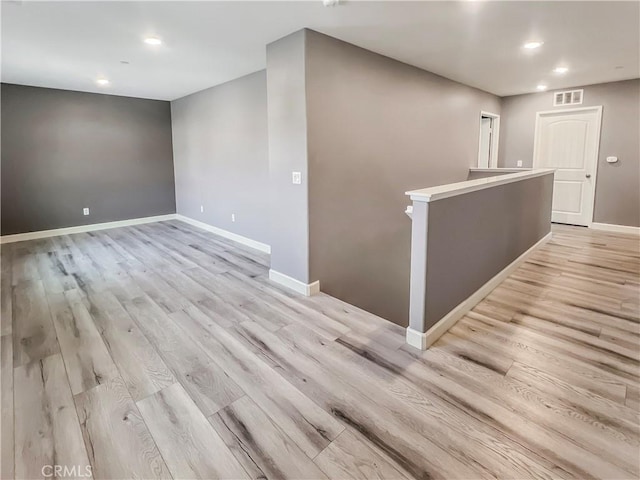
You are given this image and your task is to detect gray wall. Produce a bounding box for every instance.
[304,30,502,326]
[414,173,553,331]
[266,30,311,281]
[467,169,527,180]
[171,71,270,245]
[1,83,175,235]
[499,79,640,227]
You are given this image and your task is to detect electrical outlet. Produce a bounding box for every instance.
[292,171,302,185]
[200,205,204,213]
[516,160,523,167]
[83,207,90,216]
[231,213,236,222]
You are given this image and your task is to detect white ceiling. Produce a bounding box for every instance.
[2,1,639,101]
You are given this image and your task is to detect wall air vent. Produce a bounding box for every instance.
[553,89,584,106]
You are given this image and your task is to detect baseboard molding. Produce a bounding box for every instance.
[591,222,640,235]
[176,215,271,254]
[269,269,320,296]
[0,214,178,244]
[406,231,553,350]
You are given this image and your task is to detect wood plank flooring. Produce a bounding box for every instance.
[1,220,638,479]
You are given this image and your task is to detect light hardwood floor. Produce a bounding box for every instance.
[1,221,638,479]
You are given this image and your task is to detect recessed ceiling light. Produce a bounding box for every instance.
[536,84,548,91]
[523,41,544,49]
[96,78,110,86]
[553,67,569,74]
[144,37,162,46]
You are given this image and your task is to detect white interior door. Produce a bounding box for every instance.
[478,117,492,168]
[533,106,602,226]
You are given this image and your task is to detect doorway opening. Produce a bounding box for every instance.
[477,111,500,168]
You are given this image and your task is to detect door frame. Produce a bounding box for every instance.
[477,111,500,168]
[532,105,603,227]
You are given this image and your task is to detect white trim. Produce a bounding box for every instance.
[176,215,271,254]
[535,105,601,116]
[591,223,640,235]
[491,116,500,169]
[406,232,552,350]
[407,169,554,203]
[404,206,413,219]
[0,214,178,244]
[476,111,500,169]
[469,168,531,174]
[406,327,428,350]
[532,105,603,227]
[269,269,320,296]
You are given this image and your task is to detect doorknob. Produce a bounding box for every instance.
[586,174,592,178]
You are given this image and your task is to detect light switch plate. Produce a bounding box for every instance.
[516,160,523,167]
[83,208,90,216]
[292,171,302,184]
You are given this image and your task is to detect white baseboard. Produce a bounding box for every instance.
[269,269,320,296]
[407,231,553,350]
[0,214,178,244]
[176,214,271,254]
[591,222,640,235]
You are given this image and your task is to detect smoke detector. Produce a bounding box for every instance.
[323,0,340,6]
